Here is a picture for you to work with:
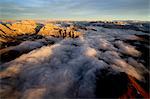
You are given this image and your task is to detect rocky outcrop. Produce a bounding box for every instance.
[0,20,37,36]
[0,20,42,49]
[0,20,37,44]
[38,24,81,38]
[8,20,37,35]
[0,24,13,35]
[0,21,81,39]
[0,21,82,50]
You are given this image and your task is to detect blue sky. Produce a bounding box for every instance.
[0,0,149,20]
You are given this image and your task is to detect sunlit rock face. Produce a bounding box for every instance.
[0,24,13,35]
[38,24,81,38]
[0,20,38,45]
[0,24,14,43]
[0,20,149,99]
[8,20,37,35]
[38,23,61,36]
[0,20,37,36]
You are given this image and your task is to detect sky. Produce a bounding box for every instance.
[0,0,149,21]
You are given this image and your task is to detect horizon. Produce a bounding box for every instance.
[0,0,149,21]
[1,19,150,22]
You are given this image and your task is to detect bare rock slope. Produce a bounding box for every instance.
[38,24,81,38]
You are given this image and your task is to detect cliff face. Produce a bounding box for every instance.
[0,20,37,36]
[8,20,37,35]
[0,21,82,44]
[0,20,81,38]
[38,24,81,38]
[0,20,37,43]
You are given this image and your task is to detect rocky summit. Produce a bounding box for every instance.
[0,20,36,36]
[0,20,149,99]
[38,24,81,38]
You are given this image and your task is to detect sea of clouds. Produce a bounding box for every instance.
[0,26,149,98]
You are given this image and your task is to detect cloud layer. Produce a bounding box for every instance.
[0,25,149,98]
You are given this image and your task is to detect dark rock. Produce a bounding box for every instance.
[95,68,129,98]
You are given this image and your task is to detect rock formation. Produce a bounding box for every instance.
[8,20,37,35]
[0,20,37,44]
[0,20,36,36]
[38,24,81,38]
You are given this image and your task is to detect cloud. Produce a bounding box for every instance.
[0,0,149,20]
[114,41,141,57]
[1,25,149,98]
